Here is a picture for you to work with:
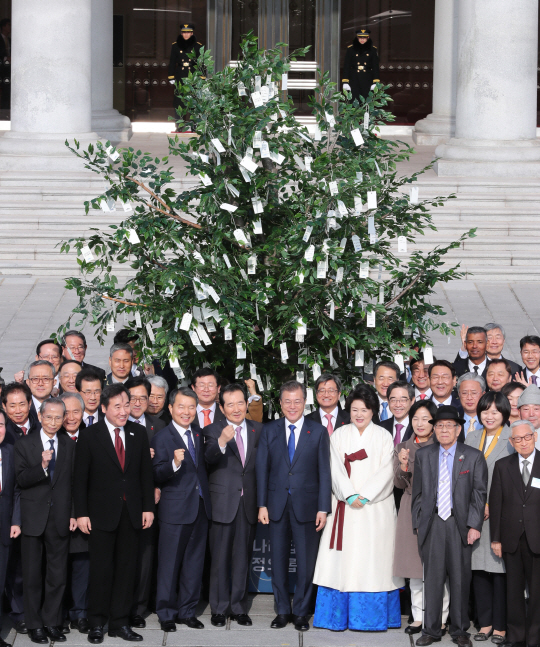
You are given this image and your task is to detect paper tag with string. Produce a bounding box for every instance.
[366,310,376,327]
[367,191,377,210]
[355,350,364,367]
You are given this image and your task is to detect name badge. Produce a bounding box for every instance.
[531,477,540,489]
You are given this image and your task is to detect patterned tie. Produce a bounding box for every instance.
[202,409,212,427]
[324,413,334,436]
[288,425,296,464]
[473,366,479,374]
[48,439,56,480]
[467,417,476,435]
[235,426,245,466]
[394,424,403,447]
[438,451,452,520]
[420,394,426,400]
[20,426,27,435]
[185,429,197,465]
[114,428,125,471]
[523,459,530,486]
[380,402,389,421]
[532,376,538,386]
[87,415,94,426]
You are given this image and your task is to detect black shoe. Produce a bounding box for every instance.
[489,637,507,645]
[293,616,310,632]
[88,626,104,644]
[211,614,226,627]
[62,621,71,634]
[177,616,204,629]
[406,624,423,635]
[14,621,28,634]
[71,618,90,634]
[28,629,49,645]
[475,629,494,641]
[130,615,146,629]
[416,636,441,646]
[230,614,252,626]
[45,626,67,642]
[452,637,472,647]
[108,626,143,641]
[160,621,176,632]
[271,614,291,629]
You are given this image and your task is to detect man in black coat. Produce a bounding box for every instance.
[453,327,490,379]
[490,420,540,647]
[204,384,262,627]
[168,23,204,127]
[0,409,21,647]
[305,373,350,434]
[412,406,487,647]
[15,398,76,645]
[2,382,41,445]
[61,331,106,383]
[73,383,155,644]
[342,27,380,102]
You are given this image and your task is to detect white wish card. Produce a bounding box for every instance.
[240,156,258,173]
[281,73,288,90]
[199,173,212,186]
[367,191,377,210]
[126,229,140,244]
[211,138,225,153]
[251,91,263,108]
[179,312,193,331]
[351,128,364,146]
[253,219,263,234]
[394,354,405,372]
[304,245,315,262]
[410,186,419,204]
[423,347,434,365]
[366,310,376,328]
[253,131,262,148]
[303,226,313,243]
[280,342,288,361]
[221,203,238,213]
[81,245,94,262]
[236,342,246,359]
[325,112,336,127]
[355,350,364,367]
[351,235,362,252]
[398,236,407,253]
[260,141,270,159]
[329,181,338,196]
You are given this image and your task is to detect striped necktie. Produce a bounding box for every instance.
[438,451,452,520]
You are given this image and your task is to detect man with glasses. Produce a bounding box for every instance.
[25,361,55,415]
[518,335,540,385]
[306,373,350,435]
[373,361,401,423]
[58,360,82,395]
[457,373,485,437]
[380,381,415,444]
[490,420,540,647]
[412,406,487,647]
[256,381,331,632]
[14,340,63,388]
[410,355,433,401]
[76,369,103,427]
[62,332,105,382]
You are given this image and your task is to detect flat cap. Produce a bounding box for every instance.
[518,384,540,407]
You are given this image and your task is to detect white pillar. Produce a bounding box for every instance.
[91,0,132,142]
[0,0,99,172]
[412,0,458,146]
[435,0,540,177]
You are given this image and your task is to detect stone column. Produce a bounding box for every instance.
[91,0,132,142]
[0,0,99,172]
[435,0,540,177]
[412,0,457,146]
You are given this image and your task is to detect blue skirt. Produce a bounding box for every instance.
[313,586,401,631]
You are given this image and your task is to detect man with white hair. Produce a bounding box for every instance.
[457,373,486,437]
[456,323,522,377]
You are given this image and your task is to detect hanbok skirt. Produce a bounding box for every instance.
[313,585,401,631]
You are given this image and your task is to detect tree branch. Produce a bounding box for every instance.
[384,272,423,309]
[101,295,147,307]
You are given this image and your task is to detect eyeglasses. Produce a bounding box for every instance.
[522,350,540,357]
[39,354,59,362]
[149,394,165,401]
[281,400,305,407]
[317,389,338,395]
[28,377,53,384]
[67,345,85,353]
[434,423,457,431]
[42,415,64,423]
[512,434,535,443]
[431,375,453,382]
[130,396,148,403]
[389,397,411,405]
[80,390,101,396]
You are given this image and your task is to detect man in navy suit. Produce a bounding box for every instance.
[256,380,331,632]
[305,373,350,434]
[151,387,211,632]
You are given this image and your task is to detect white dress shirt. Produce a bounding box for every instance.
[433,395,453,407]
[220,419,248,454]
[83,411,98,426]
[32,396,44,414]
[129,413,146,426]
[415,388,432,401]
[526,368,540,382]
[171,420,195,471]
[319,406,338,431]
[197,402,216,427]
[66,430,79,441]
[468,357,487,374]
[519,451,535,474]
[18,419,30,434]
[285,416,304,448]
[41,430,58,475]
[104,418,125,448]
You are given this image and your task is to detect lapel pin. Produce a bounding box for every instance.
[130,432,134,436]
[307,430,311,434]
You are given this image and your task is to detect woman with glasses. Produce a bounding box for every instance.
[313,385,403,631]
[465,391,513,644]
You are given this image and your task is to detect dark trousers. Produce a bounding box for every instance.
[209,500,256,615]
[504,533,540,645]
[22,520,70,629]
[421,515,472,639]
[69,553,90,620]
[269,495,321,618]
[472,570,506,632]
[0,544,11,627]
[6,538,24,622]
[87,503,140,630]
[131,524,156,617]
[156,498,208,622]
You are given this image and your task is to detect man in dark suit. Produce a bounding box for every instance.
[76,369,104,427]
[125,376,164,628]
[0,409,21,647]
[204,384,262,627]
[373,361,400,423]
[190,368,225,428]
[25,360,54,415]
[147,376,172,426]
[151,387,211,632]
[453,327,490,378]
[15,398,76,644]
[256,380,331,632]
[412,406,487,646]
[456,324,522,378]
[2,382,41,445]
[73,383,155,644]
[428,361,465,442]
[306,373,350,434]
[381,381,414,444]
[106,344,142,386]
[62,331,106,383]
[490,420,540,647]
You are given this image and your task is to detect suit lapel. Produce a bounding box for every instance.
[291,420,310,468]
[430,444,439,495]
[2,446,9,491]
[51,434,66,485]
[124,424,134,472]
[452,445,463,494]
[525,449,540,500]
[97,422,122,471]
[280,419,291,467]
[244,422,258,466]
[508,452,526,501]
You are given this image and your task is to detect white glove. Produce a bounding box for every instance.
[370,83,377,91]
[169,79,175,85]
[342,83,351,92]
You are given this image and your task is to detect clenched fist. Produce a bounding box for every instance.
[218,424,236,448]
[174,448,185,468]
[42,449,54,470]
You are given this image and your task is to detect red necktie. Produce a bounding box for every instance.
[71,435,77,441]
[394,423,404,447]
[20,426,27,435]
[324,413,334,436]
[202,409,212,427]
[114,428,125,471]
[420,394,426,400]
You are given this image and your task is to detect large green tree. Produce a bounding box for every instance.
[60,34,472,413]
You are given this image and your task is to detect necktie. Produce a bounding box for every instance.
[20,426,27,435]
[114,428,125,471]
[133,419,141,425]
[532,376,538,386]
[467,417,476,435]
[420,394,426,400]
[380,402,389,421]
[70,435,77,441]
[185,429,197,465]
[235,426,245,466]
[48,439,56,480]
[202,409,212,427]
[324,413,334,436]
[523,459,530,486]
[394,424,403,447]
[87,415,94,426]
[288,425,296,464]
[473,366,479,374]
[438,451,452,520]
[438,402,443,408]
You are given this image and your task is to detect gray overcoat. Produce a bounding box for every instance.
[465,425,514,573]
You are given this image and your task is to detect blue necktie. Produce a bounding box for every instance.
[380,402,389,421]
[288,425,296,464]
[185,429,197,465]
[87,415,94,425]
[48,439,56,480]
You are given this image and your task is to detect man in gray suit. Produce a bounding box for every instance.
[412,406,488,647]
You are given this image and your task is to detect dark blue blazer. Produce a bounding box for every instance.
[256,417,331,523]
[0,443,21,546]
[151,422,211,525]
